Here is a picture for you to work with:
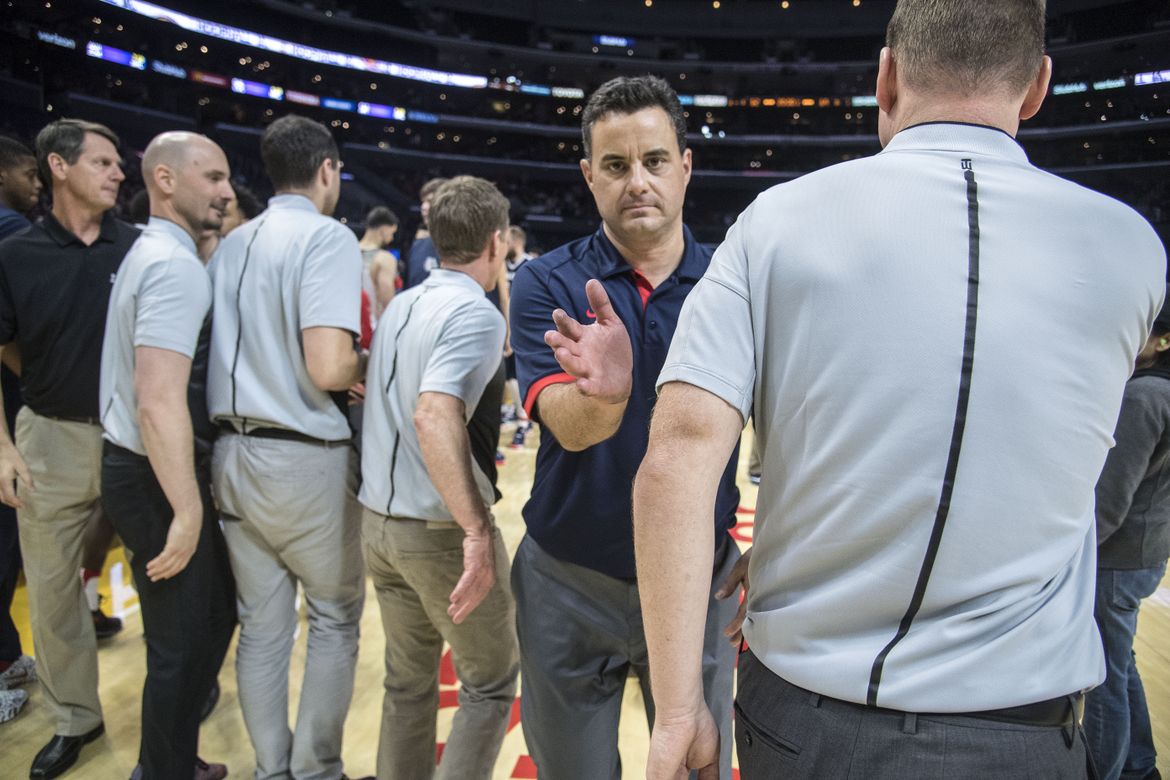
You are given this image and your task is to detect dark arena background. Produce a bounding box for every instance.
[1,0,1168,778]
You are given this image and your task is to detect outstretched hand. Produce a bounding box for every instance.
[544,279,633,404]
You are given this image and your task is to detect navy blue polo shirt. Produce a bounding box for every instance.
[511,224,740,579]
[403,235,438,290]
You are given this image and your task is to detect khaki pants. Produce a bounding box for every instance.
[14,407,104,735]
[361,510,519,780]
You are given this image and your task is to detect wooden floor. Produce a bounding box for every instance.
[6,425,1170,778]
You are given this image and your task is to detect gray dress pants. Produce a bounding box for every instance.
[735,649,1094,779]
[212,433,366,780]
[512,533,739,780]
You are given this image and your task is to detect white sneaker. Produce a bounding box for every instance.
[0,688,28,723]
[0,655,36,690]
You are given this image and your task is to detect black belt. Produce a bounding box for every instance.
[217,420,350,447]
[966,694,1084,727]
[44,414,101,426]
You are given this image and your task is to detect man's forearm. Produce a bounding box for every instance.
[415,394,492,535]
[537,381,627,452]
[0,344,16,450]
[139,398,202,520]
[635,382,743,717]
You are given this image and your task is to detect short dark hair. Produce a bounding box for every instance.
[581,75,686,160]
[886,0,1046,95]
[126,188,150,225]
[260,115,339,191]
[419,177,448,203]
[232,182,263,221]
[34,119,120,186]
[428,176,509,266]
[366,205,399,229]
[0,136,34,172]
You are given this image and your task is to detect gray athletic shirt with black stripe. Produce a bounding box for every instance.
[358,268,505,523]
[207,194,362,441]
[659,123,1166,712]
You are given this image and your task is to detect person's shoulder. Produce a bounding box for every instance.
[1127,374,1170,401]
[1033,170,1159,236]
[112,217,141,240]
[519,234,588,280]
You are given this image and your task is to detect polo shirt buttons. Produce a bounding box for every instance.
[648,320,657,329]
[745,731,754,747]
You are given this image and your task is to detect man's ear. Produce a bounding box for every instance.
[1019,55,1053,122]
[152,164,176,195]
[319,157,335,190]
[46,152,69,183]
[876,47,898,115]
[579,157,594,190]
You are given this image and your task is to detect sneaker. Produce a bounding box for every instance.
[748,473,761,486]
[510,421,531,449]
[93,597,123,640]
[0,688,28,723]
[0,655,36,689]
[500,403,517,423]
[194,757,228,780]
[495,450,506,464]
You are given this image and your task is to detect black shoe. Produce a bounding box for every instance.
[200,681,220,723]
[29,723,104,779]
[92,602,123,641]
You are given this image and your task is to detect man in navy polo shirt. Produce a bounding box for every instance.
[509,75,741,779]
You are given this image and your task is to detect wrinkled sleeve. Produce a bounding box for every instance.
[657,205,757,423]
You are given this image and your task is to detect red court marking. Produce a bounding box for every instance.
[435,743,444,764]
[733,770,741,779]
[512,755,538,778]
[439,689,460,709]
[730,520,754,544]
[440,649,457,686]
[507,697,522,731]
[736,506,756,515]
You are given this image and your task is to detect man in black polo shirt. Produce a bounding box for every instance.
[0,118,137,779]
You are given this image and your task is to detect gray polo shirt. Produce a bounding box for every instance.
[207,194,361,441]
[659,123,1166,712]
[100,217,211,456]
[358,268,505,523]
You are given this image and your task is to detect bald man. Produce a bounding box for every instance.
[99,132,237,780]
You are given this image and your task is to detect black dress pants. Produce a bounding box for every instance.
[101,444,236,780]
[0,365,22,663]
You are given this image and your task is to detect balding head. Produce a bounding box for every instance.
[141,131,233,241]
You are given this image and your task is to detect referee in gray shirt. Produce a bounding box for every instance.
[206,115,368,780]
[626,1,1167,778]
[100,132,237,780]
[359,175,518,780]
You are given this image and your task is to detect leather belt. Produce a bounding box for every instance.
[965,693,1083,727]
[217,420,349,448]
[44,414,101,426]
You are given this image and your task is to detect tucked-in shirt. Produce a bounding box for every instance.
[207,194,361,441]
[359,268,505,522]
[511,225,739,579]
[0,211,138,418]
[403,235,438,290]
[100,218,213,456]
[660,122,1166,712]
[1096,374,1170,569]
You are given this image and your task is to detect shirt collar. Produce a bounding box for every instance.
[268,193,320,213]
[43,210,120,247]
[882,121,1030,165]
[590,223,706,283]
[425,266,485,294]
[145,216,198,255]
